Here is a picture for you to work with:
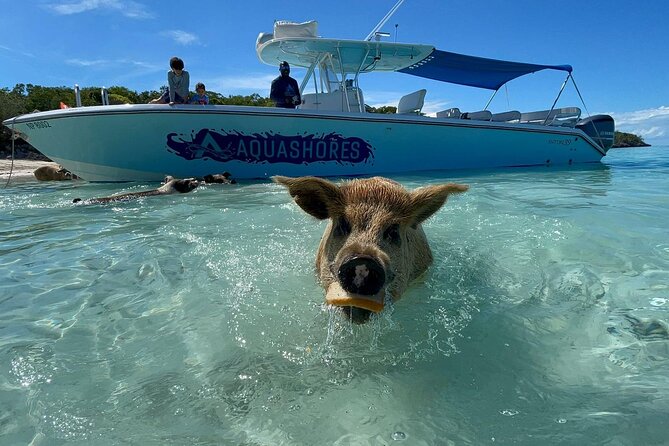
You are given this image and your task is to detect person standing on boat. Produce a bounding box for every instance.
[150,57,190,105]
[270,61,301,109]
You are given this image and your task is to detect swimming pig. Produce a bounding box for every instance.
[273,175,468,323]
[73,176,199,204]
[203,172,237,184]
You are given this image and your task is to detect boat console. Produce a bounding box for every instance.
[300,88,365,113]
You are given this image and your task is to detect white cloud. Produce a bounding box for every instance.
[208,74,277,93]
[422,99,454,117]
[66,57,159,68]
[66,58,109,67]
[635,126,665,139]
[64,58,162,86]
[609,106,669,124]
[161,30,199,46]
[46,0,153,19]
[609,106,669,142]
[125,60,160,70]
[363,90,402,106]
[0,44,35,58]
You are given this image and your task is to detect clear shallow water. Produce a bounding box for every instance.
[1,147,668,445]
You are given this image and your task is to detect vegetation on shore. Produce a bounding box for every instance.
[0,84,651,159]
[613,131,650,148]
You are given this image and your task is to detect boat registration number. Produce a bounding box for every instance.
[26,121,52,129]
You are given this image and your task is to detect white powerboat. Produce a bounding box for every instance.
[3,17,614,182]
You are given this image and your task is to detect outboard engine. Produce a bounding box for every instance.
[576,114,615,152]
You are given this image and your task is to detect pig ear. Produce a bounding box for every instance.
[272,176,343,220]
[409,183,469,225]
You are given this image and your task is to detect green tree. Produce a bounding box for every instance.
[108,93,131,105]
[366,104,397,114]
[25,84,75,111]
[613,131,650,148]
[0,87,27,118]
[108,86,141,103]
[0,87,28,152]
[208,92,273,107]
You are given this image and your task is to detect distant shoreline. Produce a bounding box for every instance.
[611,143,652,148]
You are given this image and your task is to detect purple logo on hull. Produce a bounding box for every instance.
[166,129,374,165]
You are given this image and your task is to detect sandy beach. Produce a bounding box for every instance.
[0,159,61,185]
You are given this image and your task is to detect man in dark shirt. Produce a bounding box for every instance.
[270,61,301,109]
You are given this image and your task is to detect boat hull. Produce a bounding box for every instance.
[4,104,607,181]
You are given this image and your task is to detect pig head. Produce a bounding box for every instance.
[273,176,468,323]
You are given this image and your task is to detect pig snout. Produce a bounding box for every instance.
[337,255,386,296]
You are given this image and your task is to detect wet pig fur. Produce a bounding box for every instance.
[34,165,77,181]
[203,172,237,184]
[73,176,199,204]
[273,175,468,322]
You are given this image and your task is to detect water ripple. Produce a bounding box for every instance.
[1,147,669,444]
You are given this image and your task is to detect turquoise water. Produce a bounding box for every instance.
[1,147,668,445]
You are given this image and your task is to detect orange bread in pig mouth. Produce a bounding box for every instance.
[325,282,385,313]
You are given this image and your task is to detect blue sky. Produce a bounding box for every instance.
[2,0,668,144]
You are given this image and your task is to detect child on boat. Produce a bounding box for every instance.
[190,82,209,105]
[150,57,190,105]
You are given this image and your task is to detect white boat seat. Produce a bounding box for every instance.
[520,107,581,127]
[461,110,492,121]
[396,89,427,114]
[550,107,582,127]
[436,107,461,118]
[491,110,521,122]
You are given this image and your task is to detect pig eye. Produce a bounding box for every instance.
[383,223,401,244]
[334,217,351,237]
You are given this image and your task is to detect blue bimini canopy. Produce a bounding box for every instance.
[398,49,572,90]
